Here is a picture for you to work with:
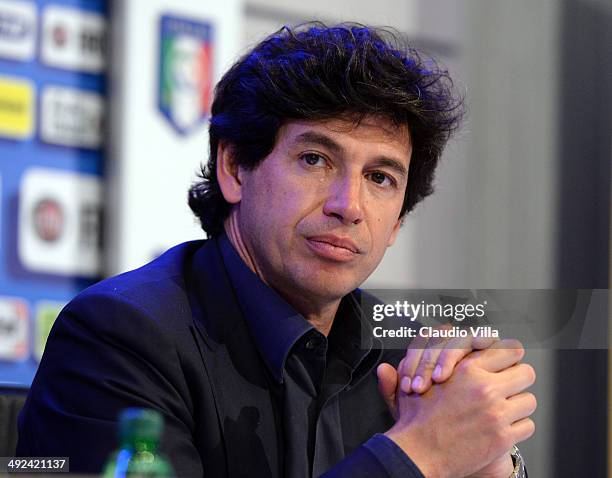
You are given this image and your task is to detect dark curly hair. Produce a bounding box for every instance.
[188,22,464,237]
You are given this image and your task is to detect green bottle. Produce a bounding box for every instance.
[103,408,174,477]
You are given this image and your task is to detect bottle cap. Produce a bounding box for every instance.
[118,408,163,443]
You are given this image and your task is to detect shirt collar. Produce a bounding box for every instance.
[217,232,381,384]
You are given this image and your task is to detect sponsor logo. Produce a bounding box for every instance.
[40,86,104,149]
[41,6,106,73]
[0,75,34,139]
[18,168,102,277]
[0,0,36,61]
[34,301,64,362]
[32,197,64,242]
[0,296,29,361]
[159,14,213,135]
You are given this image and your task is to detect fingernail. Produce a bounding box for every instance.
[411,375,423,391]
[433,365,442,380]
[400,376,411,394]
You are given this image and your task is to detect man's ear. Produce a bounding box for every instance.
[216,142,243,204]
[387,217,403,247]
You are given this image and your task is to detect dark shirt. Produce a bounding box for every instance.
[218,233,424,478]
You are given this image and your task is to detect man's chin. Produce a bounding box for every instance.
[297,278,361,302]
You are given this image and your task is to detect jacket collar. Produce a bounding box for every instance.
[187,236,243,351]
[187,237,284,478]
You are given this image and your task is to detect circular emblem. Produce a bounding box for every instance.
[33,198,64,242]
[52,24,67,47]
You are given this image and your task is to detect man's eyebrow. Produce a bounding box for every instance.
[292,130,409,179]
[371,157,409,179]
[292,131,343,153]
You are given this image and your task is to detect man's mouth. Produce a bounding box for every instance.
[305,234,361,262]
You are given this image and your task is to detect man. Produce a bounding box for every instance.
[17,24,535,477]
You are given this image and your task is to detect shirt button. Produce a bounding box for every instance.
[305,338,318,350]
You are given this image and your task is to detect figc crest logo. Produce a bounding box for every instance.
[158,15,213,136]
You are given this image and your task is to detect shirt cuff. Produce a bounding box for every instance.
[362,434,426,478]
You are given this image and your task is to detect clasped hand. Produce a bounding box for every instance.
[377,325,536,478]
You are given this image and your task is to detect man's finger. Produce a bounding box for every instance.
[506,392,537,423]
[396,358,412,394]
[431,336,474,383]
[432,334,500,384]
[411,333,450,393]
[398,334,429,388]
[510,417,536,444]
[469,339,525,372]
[471,334,500,350]
[496,363,537,397]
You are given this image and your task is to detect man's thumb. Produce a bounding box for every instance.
[376,362,398,420]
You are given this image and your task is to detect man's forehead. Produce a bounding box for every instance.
[280,116,412,156]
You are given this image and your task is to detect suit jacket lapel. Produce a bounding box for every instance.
[188,239,282,478]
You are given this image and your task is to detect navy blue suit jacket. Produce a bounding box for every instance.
[17,238,413,477]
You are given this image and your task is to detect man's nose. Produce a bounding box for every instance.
[322,175,364,225]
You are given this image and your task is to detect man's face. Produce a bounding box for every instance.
[233,115,411,303]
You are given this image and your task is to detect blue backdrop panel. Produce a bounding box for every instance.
[0,0,107,386]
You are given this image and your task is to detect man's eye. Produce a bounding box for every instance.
[301,153,325,166]
[368,171,393,186]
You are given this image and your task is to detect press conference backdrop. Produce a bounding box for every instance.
[0,0,243,387]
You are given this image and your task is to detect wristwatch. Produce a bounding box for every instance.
[509,445,526,478]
